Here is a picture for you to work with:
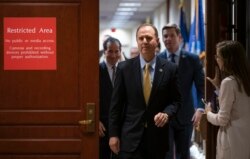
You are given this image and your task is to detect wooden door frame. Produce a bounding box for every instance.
[205,0,228,158]
[80,0,99,158]
[0,0,99,158]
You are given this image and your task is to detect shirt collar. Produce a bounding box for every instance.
[139,54,156,70]
[104,59,118,69]
[166,48,181,58]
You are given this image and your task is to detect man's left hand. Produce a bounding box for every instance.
[154,112,168,127]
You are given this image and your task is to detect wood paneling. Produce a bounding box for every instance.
[0,126,81,138]
[0,4,80,109]
[0,139,81,153]
[0,155,79,159]
[0,0,99,159]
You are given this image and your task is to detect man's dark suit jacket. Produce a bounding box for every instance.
[99,61,113,159]
[109,56,181,158]
[158,50,204,125]
[99,61,113,133]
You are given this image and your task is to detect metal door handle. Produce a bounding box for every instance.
[79,119,93,125]
[79,103,95,133]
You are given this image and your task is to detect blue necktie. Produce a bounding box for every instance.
[170,54,175,63]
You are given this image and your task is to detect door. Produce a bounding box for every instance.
[0,0,99,159]
[206,0,232,158]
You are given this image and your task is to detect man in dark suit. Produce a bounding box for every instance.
[99,37,121,159]
[158,23,205,159]
[109,23,181,159]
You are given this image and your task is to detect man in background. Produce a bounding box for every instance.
[99,37,121,159]
[99,34,111,58]
[159,23,204,159]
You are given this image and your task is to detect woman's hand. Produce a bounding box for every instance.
[206,66,220,90]
[205,102,212,113]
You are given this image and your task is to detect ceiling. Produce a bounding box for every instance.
[100,0,166,30]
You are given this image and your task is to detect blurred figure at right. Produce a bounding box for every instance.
[205,40,250,159]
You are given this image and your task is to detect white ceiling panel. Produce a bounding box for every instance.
[100,0,166,29]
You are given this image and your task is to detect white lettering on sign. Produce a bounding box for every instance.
[6,27,53,34]
[39,28,53,33]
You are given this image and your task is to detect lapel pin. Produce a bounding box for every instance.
[159,68,163,72]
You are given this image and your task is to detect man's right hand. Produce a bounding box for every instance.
[109,137,120,155]
[99,121,106,137]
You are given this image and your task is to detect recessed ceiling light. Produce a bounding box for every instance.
[117,7,138,12]
[119,3,141,7]
[115,12,134,16]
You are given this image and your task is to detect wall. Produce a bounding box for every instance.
[153,2,167,53]
[99,28,133,58]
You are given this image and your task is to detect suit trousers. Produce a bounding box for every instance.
[100,135,118,159]
[165,120,193,159]
[100,135,111,159]
[118,128,147,159]
[119,128,166,159]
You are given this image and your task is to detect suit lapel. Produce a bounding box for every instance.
[134,57,144,100]
[163,50,168,59]
[178,50,187,71]
[149,57,165,103]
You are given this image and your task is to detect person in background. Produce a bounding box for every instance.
[109,23,181,159]
[99,37,121,159]
[99,35,111,58]
[100,37,126,63]
[205,40,250,159]
[158,23,205,159]
[129,47,140,58]
[155,42,161,55]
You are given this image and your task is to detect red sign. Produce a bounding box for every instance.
[4,17,56,70]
